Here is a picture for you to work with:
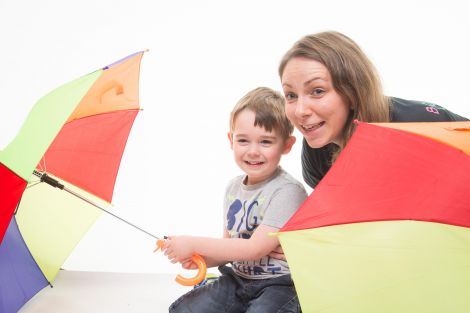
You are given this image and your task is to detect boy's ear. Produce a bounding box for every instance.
[283,136,296,154]
[227,131,233,148]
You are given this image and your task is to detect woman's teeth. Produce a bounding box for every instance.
[302,121,324,131]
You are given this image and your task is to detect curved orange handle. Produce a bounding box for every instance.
[155,240,207,286]
[175,254,207,286]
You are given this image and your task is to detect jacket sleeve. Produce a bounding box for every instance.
[390,97,469,122]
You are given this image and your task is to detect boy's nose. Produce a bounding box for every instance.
[247,144,260,155]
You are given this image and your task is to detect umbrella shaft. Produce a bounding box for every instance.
[33,170,64,189]
[64,186,161,240]
[32,170,160,240]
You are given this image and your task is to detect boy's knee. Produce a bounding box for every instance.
[168,295,188,313]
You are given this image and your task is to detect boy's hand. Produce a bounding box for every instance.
[268,245,286,261]
[162,235,195,263]
[181,257,200,270]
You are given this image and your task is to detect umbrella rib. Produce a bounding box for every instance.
[37,156,47,173]
[32,170,161,240]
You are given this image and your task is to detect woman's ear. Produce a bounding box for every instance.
[283,136,296,154]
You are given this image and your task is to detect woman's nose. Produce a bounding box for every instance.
[295,96,312,118]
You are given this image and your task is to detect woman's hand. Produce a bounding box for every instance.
[268,245,286,261]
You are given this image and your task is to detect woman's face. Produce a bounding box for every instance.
[281,57,350,148]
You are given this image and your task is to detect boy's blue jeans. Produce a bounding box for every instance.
[169,265,300,313]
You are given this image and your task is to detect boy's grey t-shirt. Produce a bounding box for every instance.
[223,167,307,279]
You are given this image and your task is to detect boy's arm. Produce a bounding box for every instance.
[180,254,228,269]
[164,225,280,264]
[181,230,232,268]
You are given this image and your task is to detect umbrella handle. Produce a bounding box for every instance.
[175,254,207,286]
[155,239,207,286]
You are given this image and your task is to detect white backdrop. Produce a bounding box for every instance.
[1,0,469,274]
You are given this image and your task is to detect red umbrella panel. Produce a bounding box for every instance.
[278,121,470,312]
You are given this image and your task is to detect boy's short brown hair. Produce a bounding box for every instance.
[229,87,293,140]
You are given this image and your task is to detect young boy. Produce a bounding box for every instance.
[165,87,307,313]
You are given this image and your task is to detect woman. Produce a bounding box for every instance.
[279,31,468,189]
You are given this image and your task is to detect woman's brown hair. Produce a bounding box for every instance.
[279,31,390,156]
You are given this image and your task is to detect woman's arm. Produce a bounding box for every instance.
[163,224,280,264]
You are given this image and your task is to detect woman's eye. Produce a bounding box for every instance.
[285,92,297,100]
[312,88,325,96]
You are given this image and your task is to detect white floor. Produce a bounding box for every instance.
[18,270,193,313]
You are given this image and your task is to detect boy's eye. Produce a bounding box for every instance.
[237,139,248,144]
[260,140,273,145]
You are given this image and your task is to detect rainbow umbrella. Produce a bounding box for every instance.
[0,51,144,313]
[278,121,470,313]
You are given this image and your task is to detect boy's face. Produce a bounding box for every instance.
[229,109,295,185]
